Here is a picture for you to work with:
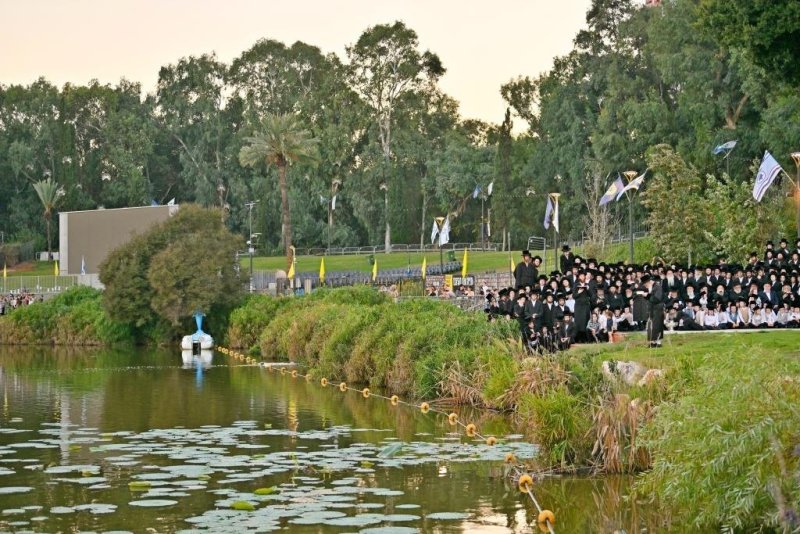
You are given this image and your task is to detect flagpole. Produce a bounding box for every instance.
[623,171,638,264]
[792,153,800,240]
[551,193,560,270]
[435,216,445,276]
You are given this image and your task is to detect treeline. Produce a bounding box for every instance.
[1,0,798,256]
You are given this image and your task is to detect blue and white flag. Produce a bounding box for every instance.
[599,176,625,206]
[752,151,783,203]
[80,256,86,275]
[438,217,451,246]
[472,185,481,199]
[713,140,737,155]
[618,171,647,199]
[430,218,439,244]
[487,181,494,196]
[544,196,558,232]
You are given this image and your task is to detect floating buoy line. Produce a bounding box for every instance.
[216,346,556,533]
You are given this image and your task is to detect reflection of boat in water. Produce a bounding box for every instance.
[181,311,214,350]
[181,349,213,369]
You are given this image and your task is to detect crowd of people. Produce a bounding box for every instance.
[0,292,41,315]
[484,238,800,354]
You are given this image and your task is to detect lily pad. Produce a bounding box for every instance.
[426,512,470,520]
[230,500,256,511]
[0,486,33,495]
[129,499,178,507]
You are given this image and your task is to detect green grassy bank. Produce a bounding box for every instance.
[229,288,800,531]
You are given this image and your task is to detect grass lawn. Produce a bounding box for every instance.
[4,261,60,277]
[251,237,656,275]
[570,329,800,371]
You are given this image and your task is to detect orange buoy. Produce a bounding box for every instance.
[362,388,370,398]
[320,378,328,387]
[390,395,399,406]
[486,436,497,446]
[537,510,555,526]
[447,413,458,425]
[291,370,298,378]
[504,452,516,464]
[518,474,534,493]
[339,382,348,392]
[465,423,477,437]
[420,402,430,414]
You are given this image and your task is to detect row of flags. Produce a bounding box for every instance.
[708,141,789,203]
[598,171,647,207]
[294,248,471,285]
[1,257,82,279]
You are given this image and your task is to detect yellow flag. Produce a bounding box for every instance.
[461,248,468,278]
[54,261,59,276]
[421,256,427,280]
[2,262,6,279]
[287,260,295,280]
[510,256,515,275]
[319,257,326,284]
[371,257,378,282]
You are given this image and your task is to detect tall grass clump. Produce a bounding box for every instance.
[636,348,800,531]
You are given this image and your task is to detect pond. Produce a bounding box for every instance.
[0,347,668,533]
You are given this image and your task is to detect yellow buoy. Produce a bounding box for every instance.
[504,452,516,464]
[518,474,533,493]
[320,378,328,387]
[339,382,348,392]
[537,510,555,526]
[420,402,430,414]
[465,423,477,437]
[447,413,458,425]
[305,374,311,382]
[362,388,370,399]
[280,367,286,375]
[390,395,399,406]
[486,436,497,446]
[291,370,298,378]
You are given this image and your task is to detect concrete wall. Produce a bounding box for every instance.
[59,205,179,275]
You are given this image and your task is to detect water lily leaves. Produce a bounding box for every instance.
[426,512,470,520]
[0,486,33,494]
[230,500,256,511]
[378,442,404,458]
[129,499,179,507]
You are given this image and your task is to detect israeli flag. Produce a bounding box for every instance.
[713,140,737,155]
[487,181,494,196]
[472,185,481,199]
[331,195,337,211]
[439,217,451,246]
[752,151,783,203]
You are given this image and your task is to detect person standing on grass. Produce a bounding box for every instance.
[643,274,665,347]
[514,250,537,290]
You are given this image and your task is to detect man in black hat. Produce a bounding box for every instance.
[643,274,665,347]
[559,244,574,274]
[514,250,538,290]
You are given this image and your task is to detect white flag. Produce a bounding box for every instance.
[80,256,86,275]
[331,195,337,211]
[753,151,783,202]
[487,181,494,196]
[553,197,559,233]
[439,217,451,246]
[617,172,646,200]
[430,219,439,244]
[167,198,176,206]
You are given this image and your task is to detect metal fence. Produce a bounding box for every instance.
[1,274,102,295]
[285,242,502,257]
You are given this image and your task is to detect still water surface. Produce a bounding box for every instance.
[0,347,666,532]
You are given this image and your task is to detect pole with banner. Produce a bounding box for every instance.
[623,171,638,264]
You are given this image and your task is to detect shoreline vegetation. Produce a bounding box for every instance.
[1,285,798,530]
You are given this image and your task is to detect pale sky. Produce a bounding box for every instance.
[1,0,593,125]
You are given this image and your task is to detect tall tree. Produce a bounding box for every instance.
[31,178,64,259]
[239,113,318,267]
[347,21,445,252]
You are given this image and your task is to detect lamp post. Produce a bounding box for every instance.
[245,200,259,292]
[380,182,390,253]
[550,192,560,269]
[434,216,445,274]
[623,170,638,264]
[328,178,342,253]
[792,152,800,240]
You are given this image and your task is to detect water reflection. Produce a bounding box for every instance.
[0,346,681,532]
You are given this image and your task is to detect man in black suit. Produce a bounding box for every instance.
[513,250,538,290]
[644,274,665,348]
[559,245,575,274]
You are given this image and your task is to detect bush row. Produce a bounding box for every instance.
[0,287,134,346]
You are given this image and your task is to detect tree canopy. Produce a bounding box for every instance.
[1,0,799,262]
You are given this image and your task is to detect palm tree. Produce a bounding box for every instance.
[32,178,65,260]
[239,113,318,268]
